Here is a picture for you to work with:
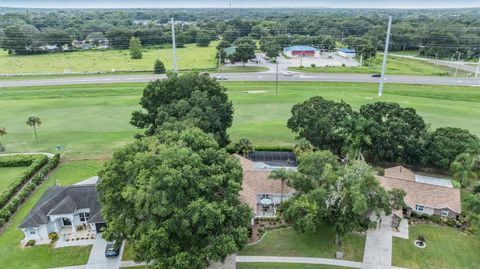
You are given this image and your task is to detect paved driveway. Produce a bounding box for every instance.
[362,215,393,269]
[85,233,123,269]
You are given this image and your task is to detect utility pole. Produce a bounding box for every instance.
[218,50,221,71]
[378,16,392,97]
[275,61,279,96]
[171,18,177,73]
[454,52,461,77]
[476,56,480,78]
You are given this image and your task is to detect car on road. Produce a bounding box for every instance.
[105,242,121,257]
[371,73,381,77]
[216,76,228,80]
[282,71,293,76]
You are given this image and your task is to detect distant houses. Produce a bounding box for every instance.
[338,48,356,58]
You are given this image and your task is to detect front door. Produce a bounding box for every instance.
[62,218,72,226]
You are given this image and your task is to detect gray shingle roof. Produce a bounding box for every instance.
[18,184,105,229]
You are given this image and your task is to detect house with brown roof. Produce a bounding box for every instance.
[379,166,461,224]
[235,154,296,223]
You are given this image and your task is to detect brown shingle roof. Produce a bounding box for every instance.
[234,155,295,212]
[379,175,461,214]
[384,166,416,181]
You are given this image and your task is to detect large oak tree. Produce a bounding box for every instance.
[97,128,251,269]
[131,72,234,147]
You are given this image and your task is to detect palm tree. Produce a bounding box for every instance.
[234,137,254,157]
[269,169,290,203]
[26,116,42,141]
[451,141,480,186]
[0,127,6,152]
[336,115,372,162]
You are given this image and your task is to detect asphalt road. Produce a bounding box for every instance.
[1,73,480,88]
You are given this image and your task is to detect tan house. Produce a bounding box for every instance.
[379,166,461,224]
[235,154,296,223]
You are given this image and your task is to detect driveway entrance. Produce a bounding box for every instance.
[85,233,123,269]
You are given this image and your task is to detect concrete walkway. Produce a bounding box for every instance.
[361,215,393,269]
[237,256,363,268]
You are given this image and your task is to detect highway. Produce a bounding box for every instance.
[1,73,480,88]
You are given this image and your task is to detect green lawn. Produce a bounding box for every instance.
[0,159,104,269]
[237,263,347,269]
[239,226,365,262]
[0,166,28,192]
[218,66,269,73]
[289,56,454,76]
[122,241,135,261]
[393,224,480,269]
[1,81,479,159]
[0,43,217,74]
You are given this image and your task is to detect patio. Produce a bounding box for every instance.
[55,226,96,248]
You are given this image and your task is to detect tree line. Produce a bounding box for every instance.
[1,8,479,59]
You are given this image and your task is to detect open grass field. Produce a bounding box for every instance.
[0,159,104,269]
[0,81,479,159]
[0,43,217,74]
[392,224,480,269]
[237,263,349,269]
[0,166,28,192]
[290,56,458,76]
[239,226,365,261]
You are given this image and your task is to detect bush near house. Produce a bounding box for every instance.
[48,232,59,243]
[0,154,60,228]
[0,155,48,209]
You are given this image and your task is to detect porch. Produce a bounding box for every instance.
[55,225,96,248]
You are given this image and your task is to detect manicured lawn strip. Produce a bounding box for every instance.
[0,43,217,74]
[0,167,28,192]
[217,66,270,73]
[289,56,454,76]
[239,226,365,262]
[237,263,349,269]
[392,224,480,269]
[1,81,479,159]
[0,160,104,269]
[122,241,135,261]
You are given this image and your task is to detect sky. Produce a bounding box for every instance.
[1,0,479,9]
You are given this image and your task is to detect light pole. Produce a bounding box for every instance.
[171,18,177,73]
[378,16,392,97]
[275,60,279,96]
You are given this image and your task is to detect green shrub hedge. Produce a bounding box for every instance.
[0,154,60,228]
[0,155,37,167]
[0,155,49,209]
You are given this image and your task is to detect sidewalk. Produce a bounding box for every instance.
[237,256,362,268]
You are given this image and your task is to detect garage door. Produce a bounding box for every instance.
[95,222,107,232]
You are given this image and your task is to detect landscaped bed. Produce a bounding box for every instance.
[239,226,365,262]
[0,160,104,269]
[393,224,480,269]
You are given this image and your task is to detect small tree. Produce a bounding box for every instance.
[269,169,290,203]
[451,151,478,186]
[234,137,254,157]
[129,37,142,59]
[153,60,166,74]
[233,38,256,67]
[26,116,41,141]
[0,127,6,152]
[196,31,211,47]
[265,42,280,61]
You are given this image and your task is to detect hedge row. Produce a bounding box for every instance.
[0,155,49,209]
[0,154,37,167]
[0,154,60,228]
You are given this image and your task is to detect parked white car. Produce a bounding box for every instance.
[282,71,293,76]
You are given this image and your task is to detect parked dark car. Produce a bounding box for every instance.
[372,73,381,77]
[105,242,120,257]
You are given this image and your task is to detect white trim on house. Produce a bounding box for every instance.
[414,204,434,215]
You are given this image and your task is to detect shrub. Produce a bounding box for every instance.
[445,218,456,227]
[473,183,480,194]
[430,214,442,224]
[0,155,36,167]
[451,179,462,189]
[310,63,316,68]
[48,232,59,243]
[76,224,84,231]
[0,154,60,229]
[25,240,35,247]
[153,60,166,74]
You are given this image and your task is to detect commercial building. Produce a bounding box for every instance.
[283,45,320,57]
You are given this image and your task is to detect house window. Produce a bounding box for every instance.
[79,212,89,222]
[441,209,449,217]
[29,230,36,235]
[415,205,424,212]
[62,218,72,226]
[260,194,271,199]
